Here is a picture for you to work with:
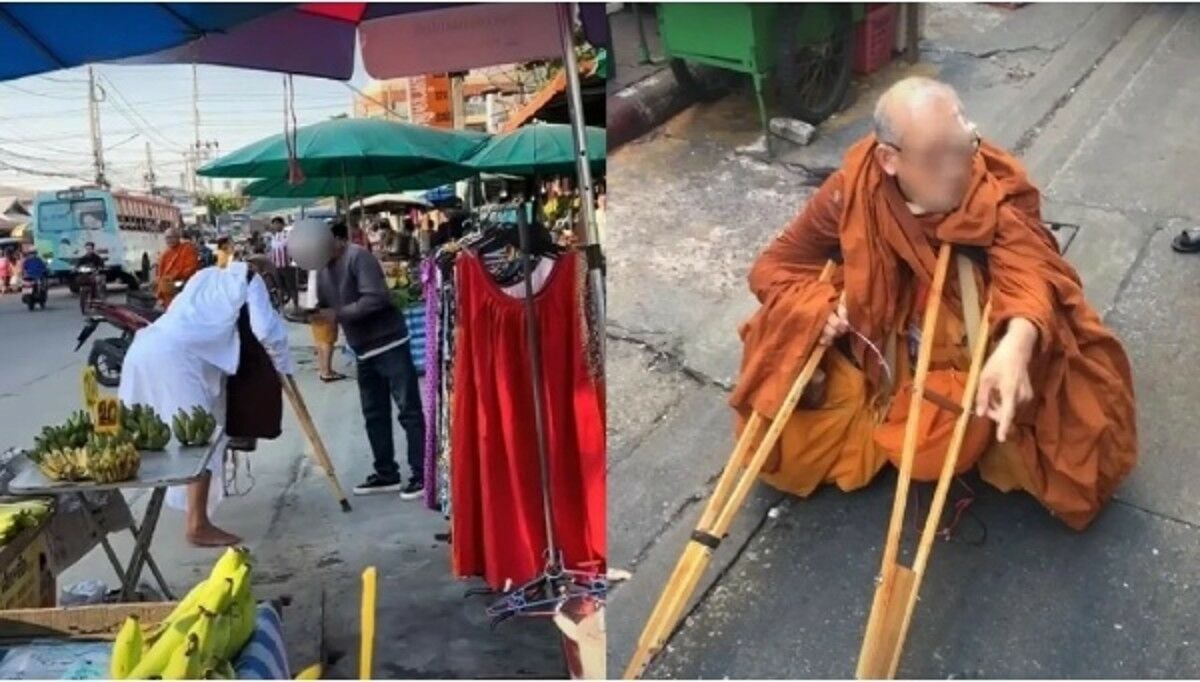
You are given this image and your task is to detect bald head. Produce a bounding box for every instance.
[873,77,966,147]
[164,227,181,247]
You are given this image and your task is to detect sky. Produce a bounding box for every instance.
[0,56,371,194]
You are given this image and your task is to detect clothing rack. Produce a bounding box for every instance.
[426,202,605,623]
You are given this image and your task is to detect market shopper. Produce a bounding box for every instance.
[119,261,293,546]
[734,77,1137,530]
[315,221,425,498]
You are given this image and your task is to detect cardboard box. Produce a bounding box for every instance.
[0,601,175,641]
[0,520,55,610]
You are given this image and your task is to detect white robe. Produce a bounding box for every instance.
[118,262,294,514]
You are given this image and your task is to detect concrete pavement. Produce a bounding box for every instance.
[0,289,565,678]
[607,3,1200,677]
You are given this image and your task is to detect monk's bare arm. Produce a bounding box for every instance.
[747,171,844,303]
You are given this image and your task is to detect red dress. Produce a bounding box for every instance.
[451,252,606,589]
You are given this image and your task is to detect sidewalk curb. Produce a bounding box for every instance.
[608,67,694,150]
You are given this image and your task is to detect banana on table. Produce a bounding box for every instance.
[25,403,218,485]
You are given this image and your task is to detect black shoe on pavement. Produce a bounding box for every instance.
[399,479,425,500]
[353,474,402,496]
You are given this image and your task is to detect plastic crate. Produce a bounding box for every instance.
[853,3,899,76]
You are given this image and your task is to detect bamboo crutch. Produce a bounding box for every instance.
[624,261,840,679]
[856,244,992,679]
[280,373,353,512]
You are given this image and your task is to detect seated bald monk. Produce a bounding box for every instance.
[732,77,1137,531]
[156,225,200,308]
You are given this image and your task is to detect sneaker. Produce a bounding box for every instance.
[399,479,425,500]
[353,474,402,496]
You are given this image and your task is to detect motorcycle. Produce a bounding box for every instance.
[21,277,47,311]
[75,290,166,387]
[74,263,105,314]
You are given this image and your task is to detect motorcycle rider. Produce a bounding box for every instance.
[21,249,48,283]
[77,241,105,270]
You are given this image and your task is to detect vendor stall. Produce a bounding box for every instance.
[5,433,221,602]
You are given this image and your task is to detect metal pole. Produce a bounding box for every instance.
[144,142,156,190]
[87,66,107,187]
[557,2,605,363]
[517,207,558,568]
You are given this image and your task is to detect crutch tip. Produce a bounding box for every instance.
[340,499,352,512]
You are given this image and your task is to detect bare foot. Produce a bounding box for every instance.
[186,524,242,547]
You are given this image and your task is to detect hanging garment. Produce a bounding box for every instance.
[438,261,458,519]
[451,252,606,589]
[421,257,441,511]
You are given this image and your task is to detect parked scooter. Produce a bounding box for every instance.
[21,277,47,311]
[74,292,163,387]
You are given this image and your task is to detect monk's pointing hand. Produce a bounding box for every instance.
[974,319,1038,443]
[819,302,850,347]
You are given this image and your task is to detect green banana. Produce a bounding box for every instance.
[111,615,143,679]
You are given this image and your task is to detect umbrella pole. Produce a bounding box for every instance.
[557,1,604,363]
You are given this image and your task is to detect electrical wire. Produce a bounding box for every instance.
[98,72,187,152]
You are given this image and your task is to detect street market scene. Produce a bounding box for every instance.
[0,2,606,679]
[607,2,1200,679]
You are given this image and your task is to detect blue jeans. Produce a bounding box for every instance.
[356,343,425,483]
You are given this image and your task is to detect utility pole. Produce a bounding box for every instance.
[87,66,108,188]
[143,142,156,191]
[190,65,220,197]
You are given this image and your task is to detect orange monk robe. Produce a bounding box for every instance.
[156,242,200,307]
[730,134,1137,531]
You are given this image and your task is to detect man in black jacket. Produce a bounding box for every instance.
[314,221,425,498]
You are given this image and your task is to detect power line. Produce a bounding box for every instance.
[98,72,187,152]
[0,81,83,100]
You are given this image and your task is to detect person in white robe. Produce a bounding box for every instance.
[119,261,293,547]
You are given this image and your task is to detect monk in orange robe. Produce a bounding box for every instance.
[156,226,200,308]
[732,77,1136,531]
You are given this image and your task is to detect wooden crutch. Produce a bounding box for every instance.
[856,244,992,679]
[280,373,353,512]
[624,261,841,679]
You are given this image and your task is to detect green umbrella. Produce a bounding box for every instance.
[467,122,606,176]
[242,165,478,198]
[198,117,489,179]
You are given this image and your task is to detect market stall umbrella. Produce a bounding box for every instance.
[197,117,488,180]
[119,3,610,81]
[241,166,478,199]
[0,3,286,81]
[468,123,605,177]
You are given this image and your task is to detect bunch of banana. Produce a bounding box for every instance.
[29,445,90,482]
[121,403,172,451]
[0,498,53,545]
[172,407,217,447]
[85,433,141,484]
[114,546,256,680]
[31,410,93,456]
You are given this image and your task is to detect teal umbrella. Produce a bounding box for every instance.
[242,165,477,198]
[467,122,605,176]
[198,117,489,179]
